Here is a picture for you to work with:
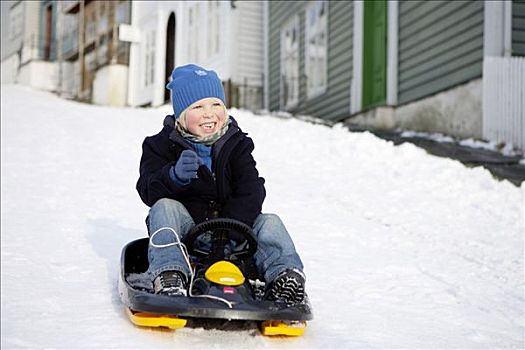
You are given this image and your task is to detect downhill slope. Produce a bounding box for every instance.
[1,85,523,349]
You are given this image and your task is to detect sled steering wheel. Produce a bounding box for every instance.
[184,218,258,260]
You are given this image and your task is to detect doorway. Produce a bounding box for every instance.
[44,5,53,60]
[164,13,176,102]
[362,0,387,109]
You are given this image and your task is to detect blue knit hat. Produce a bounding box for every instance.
[166,64,226,118]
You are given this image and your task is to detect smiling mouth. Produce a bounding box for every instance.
[200,122,217,129]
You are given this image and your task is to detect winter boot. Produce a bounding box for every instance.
[267,269,306,306]
[153,270,188,297]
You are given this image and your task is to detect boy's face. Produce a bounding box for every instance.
[184,97,227,137]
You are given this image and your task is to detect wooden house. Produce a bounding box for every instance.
[266,0,525,150]
[124,0,264,110]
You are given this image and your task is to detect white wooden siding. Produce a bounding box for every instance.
[398,1,484,104]
[234,1,264,85]
[482,56,525,150]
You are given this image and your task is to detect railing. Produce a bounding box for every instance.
[482,56,525,151]
[237,78,263,110]
[222,77,264,111]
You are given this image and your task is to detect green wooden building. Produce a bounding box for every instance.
[265,0,525,150]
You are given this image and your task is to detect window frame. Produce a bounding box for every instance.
[144,30,156,87]
[280,15,300,110]
[187,4,200,62]
[304,0,328,99]
[207,1,221,56]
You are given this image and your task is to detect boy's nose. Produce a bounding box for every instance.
[202,108,214,117]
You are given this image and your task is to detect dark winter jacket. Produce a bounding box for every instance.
[136,115,266,227]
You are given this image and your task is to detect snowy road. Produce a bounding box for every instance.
[1,85,524,349]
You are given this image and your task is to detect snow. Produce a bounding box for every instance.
[400,130,523,158]
[400,130,456,144]
[1,84,524,349]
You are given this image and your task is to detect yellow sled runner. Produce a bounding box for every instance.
[126,308,306,336]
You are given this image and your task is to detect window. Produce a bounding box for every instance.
[97,35,108,65]
[85,50,96,72]
[144,34,149,86]
[9,2,23,40]
[305,0,327,98]
[207,1,221,56]
[144,30,156,87]
[61,13,78,57]
[116,1,130,24]
[98,2,108,34]
[150,31,155,85]
[188,5,200,62]
[280,16,300,109]
[86,13,97,44]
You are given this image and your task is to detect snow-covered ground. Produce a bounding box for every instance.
[400,130,522,157]
[1,85,524,349]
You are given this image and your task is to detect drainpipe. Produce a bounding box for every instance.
[263,0,269,111]
[57,2,63,95]
[79,0,85,98]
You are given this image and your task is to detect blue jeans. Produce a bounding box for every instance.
[147,198,304,283]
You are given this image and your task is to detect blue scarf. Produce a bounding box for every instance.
[189,141,212,171]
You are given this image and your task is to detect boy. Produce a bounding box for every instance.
[136,64,306,305]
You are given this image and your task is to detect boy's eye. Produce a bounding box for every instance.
[213,103,222,106]
[192,105,202,109]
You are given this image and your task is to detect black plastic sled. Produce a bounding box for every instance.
[118,218,313,336]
